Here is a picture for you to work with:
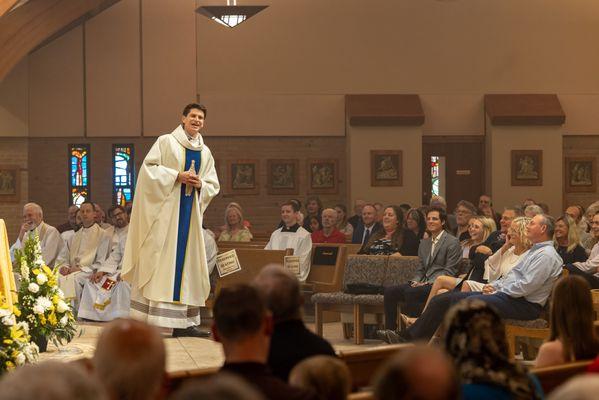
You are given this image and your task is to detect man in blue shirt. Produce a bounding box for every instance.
[382,214,563,343]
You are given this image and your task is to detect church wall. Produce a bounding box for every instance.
[347,125,422,209]
[563,135,599,209]
[28,26,85,137]
[27,136,347,236]
[0,138,28,241]
[85,0,142,137]
[0,60,28,138]
[487,123,564,214]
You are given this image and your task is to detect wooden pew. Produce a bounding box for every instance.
[306,243,348,293]
[214,248,294,295]
[338,344,414,390]
[348,392,374,400]
[204,248,293,308]
[530,360,593,395]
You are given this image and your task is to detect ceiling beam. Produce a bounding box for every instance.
[0,0,120,82]
[0,0,19,18]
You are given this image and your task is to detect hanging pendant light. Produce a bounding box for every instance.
[196,0,268,29]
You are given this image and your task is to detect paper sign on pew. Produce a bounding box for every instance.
[216,249,242,277]
[284,255,301,277]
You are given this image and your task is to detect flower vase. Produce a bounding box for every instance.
[32,334,48,353]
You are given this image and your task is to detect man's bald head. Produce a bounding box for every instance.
[253,264,302,322]
[93,319,165,400]
[373,346,458,400]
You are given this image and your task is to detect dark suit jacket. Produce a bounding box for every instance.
[413,231,462,283]
[351,222,382,244]
[267,319,336,381]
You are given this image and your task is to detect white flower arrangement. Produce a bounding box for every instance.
[13,232,77,348]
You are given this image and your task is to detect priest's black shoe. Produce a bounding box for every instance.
[172,326,211,338]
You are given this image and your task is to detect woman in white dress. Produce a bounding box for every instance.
[462,216,532,292]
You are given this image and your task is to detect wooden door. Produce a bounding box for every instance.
[422,136,484,210]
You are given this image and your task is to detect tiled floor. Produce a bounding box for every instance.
[38,321,385,372]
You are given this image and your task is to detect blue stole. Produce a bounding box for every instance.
[173,148,201,301]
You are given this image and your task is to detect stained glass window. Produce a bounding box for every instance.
[69,144,90,206]
[431,156,440,197]
[112,144,135,206]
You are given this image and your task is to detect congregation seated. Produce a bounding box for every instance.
[265,201,312,282]
[219,202,253,242]
[311,208,346,244]
[554,215,588,264]
[564,211,599,288]
[253,264,335,381]
[477,194,502,229]
[78,210,130,321]
[56,205,81,234]
[453,200,476,241]
[93,203,112,230]
[351,204,382,245]
[334,203,354,242]
[404,208,426,240]
[565,204,595,253]
[55,202,112,310]
[443,299,542,400]
[289,356,351,400]
[60,207,81,245]
[372,345,458,400]
[171,373,265,400]
[403,215,509,327]
[347,199,365,229]
[303,196,323,233]
[486,206,523,253]
[212,284,319,400]
[9,202,62,268]
[377,207,462,343]
[357,205,419,256]
[535,275,599,368]
[93,318,166,400]
[0,360,106,400]
[525,204,544,218]
[391,214,563,343]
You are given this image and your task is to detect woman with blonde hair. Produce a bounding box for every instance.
[218,203,253,242]
[535,275,599,368]
[463,216,532,292]
[554,214,587,264]
[460,216,496,259]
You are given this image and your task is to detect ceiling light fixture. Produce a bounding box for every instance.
[196,0,268,29]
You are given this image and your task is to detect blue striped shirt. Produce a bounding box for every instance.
[492,241,563,306]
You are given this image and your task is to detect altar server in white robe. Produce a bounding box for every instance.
[78,223,131,321]
[104,205,129,254]
[122,103,219,337]
[10,203,63,267]
[265,201,312,282]
[56,202,111,308]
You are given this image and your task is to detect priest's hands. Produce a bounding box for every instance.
[59,265,82,276]
[177,171,202,189]
[482,284,496,295]
[90,271,106,283]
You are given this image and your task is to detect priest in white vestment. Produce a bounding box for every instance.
[122,103,219,337]
[265,202,312,281]
[78,223,131,321]
[55,202,111,309]
[10,203,63,267]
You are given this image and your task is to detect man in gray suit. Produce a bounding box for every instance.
[378,207,462,337]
